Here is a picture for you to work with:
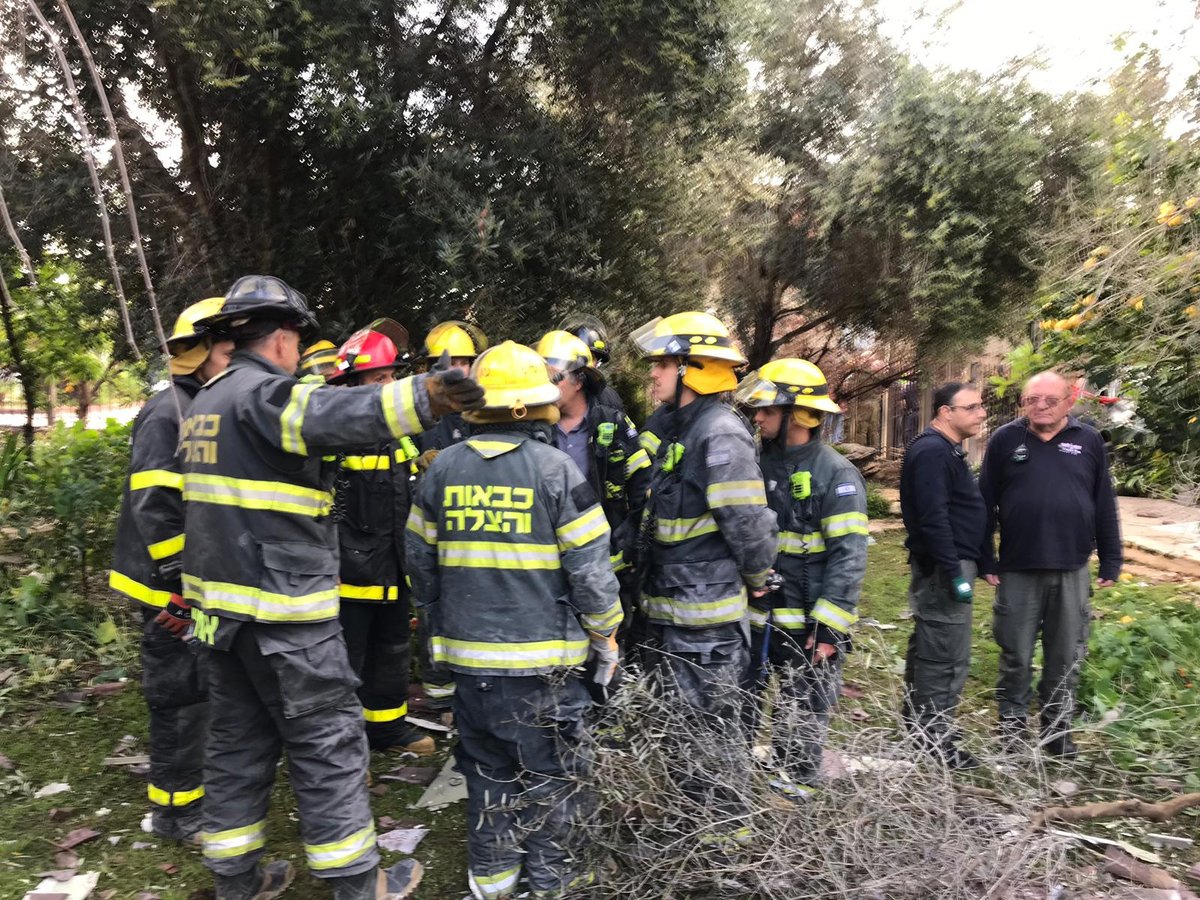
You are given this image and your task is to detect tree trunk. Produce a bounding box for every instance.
[0,274,36,447]
[47,381,57,427]
[76,380,92,422]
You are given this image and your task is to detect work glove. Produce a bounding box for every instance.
[951,575,973,603]
[154,593,192,638]
[424,350,485,416]
[415,448,440,473]
[586,630,620,687]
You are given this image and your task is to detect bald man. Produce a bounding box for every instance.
[979,371,1122,758]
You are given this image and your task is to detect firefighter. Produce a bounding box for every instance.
[535,330,650,657]
[406,341,621,900]
[179,275,483,900]
[109,297,233,844]
[327,319,434,756]
[411,319,488,717]
[558,315,625,411]
[736,359,868,796]
[630,311,777,717]
[297,339,340,381]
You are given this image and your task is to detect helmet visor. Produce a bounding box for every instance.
[734,371,790,408]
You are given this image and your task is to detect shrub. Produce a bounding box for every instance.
[866,485,892,519]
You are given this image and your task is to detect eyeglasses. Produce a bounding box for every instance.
[947,403,986,412]
[1021,395,1065,408]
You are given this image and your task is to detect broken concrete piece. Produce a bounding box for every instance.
[22,871,99,900]
[376,827,429,854]
[412,757,468,810]
[34,783,71,799]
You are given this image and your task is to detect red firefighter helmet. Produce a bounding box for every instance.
[327,318,411,384]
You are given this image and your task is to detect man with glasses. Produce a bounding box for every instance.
[979,371,1121,758]
[899,382,988,769]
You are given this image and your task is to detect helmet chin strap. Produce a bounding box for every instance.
[674,357,688,408]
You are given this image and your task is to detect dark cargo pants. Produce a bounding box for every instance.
[903,560,976,741]
[453,673,592,899]
[993,566,1091,731]
[140,609,208,814]
[201,624,378,879]
[744,624,843,784]
[340,600,416,748]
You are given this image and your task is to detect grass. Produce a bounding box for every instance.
[1,531,1197,898]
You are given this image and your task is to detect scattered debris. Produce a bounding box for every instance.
[106,836,120,846]
[1103,846,1184,891]
[413,757,468,810]
[847,708,871,722]
[1052,781,1079,798]
[135,893,162,900]
[377,815,424,831]
[48,808,77,822]
[83,682,126,697]
[381,766,439,786]
[94,808,111,817]
[405,714,452,734]
[0,752,14,770]
[34,870,77,883]
[1049,829,1162,864]
[369,783,389,797]
[54,850,79,869]
[21,870,98,900]
[102,755,150,767]
[140,812,153,833]
[34,783,71,799]
[158,862,179,875]
[56,827,101,850]
[131,841,155,850]
[376,827,429,854]
[838,682,865,700]
[1146,834,1194,851]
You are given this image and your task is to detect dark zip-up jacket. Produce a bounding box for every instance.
[180,351,433,627]
[109,376,201,608]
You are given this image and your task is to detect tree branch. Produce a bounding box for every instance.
[1033,792,1200,829]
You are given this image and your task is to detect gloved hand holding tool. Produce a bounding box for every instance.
[425,349,485,415]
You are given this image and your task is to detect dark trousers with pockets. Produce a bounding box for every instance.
[340,600,415,748]
[903,561,976,742]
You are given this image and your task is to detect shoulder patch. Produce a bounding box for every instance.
[835,482,858,497]
[706,449,732,468]
[571,481,599,510]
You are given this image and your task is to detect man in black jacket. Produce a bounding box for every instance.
[899,381,988,769]
[980,371,1122,757]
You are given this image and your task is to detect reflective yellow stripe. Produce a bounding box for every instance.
[183,574,339,623]
[811,597,858,633]
[147,533,185,560]
[773,608,810,630]
[581,598,623,634]
[625,448,651,477]
[821,512,869,537]
[556,505,609,550]
[779,530,826,555]
[148,784,204,807]
[405,507,438,545]
[640,432,661,455]
[432,636,589,670]
[641,591,746,626]
[183,474,333,517]
[611,550,628,572]
[108,570,172,608]
[203,820,266,860]
[340,583,400,601]
[382,377,422,438]
[472,866,522,898]
[129,469,183,491]
[280,382,319,455]
[342,454,390,470]
[654,513,719,543]
[439,540,561,570]
[466,438,522,454]
[748,606,768,629]
[306,823,376,871]
[363,702,407,723]
[706,479,767,508]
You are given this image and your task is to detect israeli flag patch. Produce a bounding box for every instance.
[835,482,858,497]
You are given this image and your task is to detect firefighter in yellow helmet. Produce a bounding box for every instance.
[736,358,866,798]
[109,297,234,845]
[629,311,778,835]
[407,341,620,899]
[411,320,489,716]
[297,339,340,381]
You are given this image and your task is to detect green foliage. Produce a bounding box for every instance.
[9,420,131,588]
[1078,585,1200,782]
[865,485,892,520]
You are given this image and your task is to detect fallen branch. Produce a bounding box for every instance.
[1034,792,1200,829]
[1102,846,1183,891]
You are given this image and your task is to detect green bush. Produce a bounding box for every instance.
[1078,584,1200,783]
[10,420,131,588]
[866,485,892,519]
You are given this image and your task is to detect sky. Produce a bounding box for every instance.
[877,0,1200,95]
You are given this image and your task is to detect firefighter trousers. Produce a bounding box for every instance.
[340,600,419,748]
[140,609,208,815]
[743,625,842,785]
[453,673,593,899]
[201,624,377,879]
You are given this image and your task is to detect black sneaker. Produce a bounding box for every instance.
[997,716,1029,755]
[945,745,982,770]
[1040,731,1079,759]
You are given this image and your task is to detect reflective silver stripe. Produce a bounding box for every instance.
[203,820,266,860]
[581,598,623,633]
[280,382,319,455]
[432,636,589,669]
[654,513,718,543]
[779,530,826,555]
[471,867,521,898]
[772,608,809,629]
[641,592,745,626]
[382,377,422,438]
[748,607,768,628]
[438,541,561,570]
[405,507,438,545]
[706,479,767,508]
[305,824,376,871]
[183,575,339,623]
[556,505,608,550]
[811,597,857,633]
[183,474,332,517]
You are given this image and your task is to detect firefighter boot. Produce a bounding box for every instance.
[149,807,203,847]
[330,861,424,899]
[1039,714,1078,759]
[214,860,294,900]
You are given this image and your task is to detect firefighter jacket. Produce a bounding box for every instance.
[639,396,778,629]
[639,404,672,459]
[416,412,467,452]
[333,436,421,603]
[755,436,869,646]
[579,398,651,570]
[110,376,201,608]
[179,351,433,627]
[405,425,622,677]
